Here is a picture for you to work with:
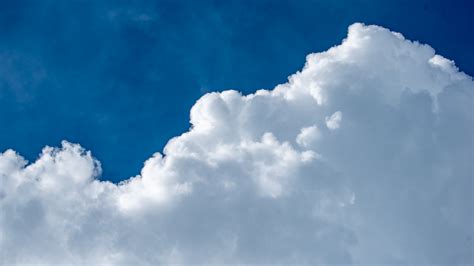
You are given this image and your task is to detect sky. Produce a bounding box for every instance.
[1,1,473,265]
[0,0,473,182]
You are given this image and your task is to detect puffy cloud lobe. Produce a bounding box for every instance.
[296,125,321,147]
[1,23,473,265]
[325,111,342,130]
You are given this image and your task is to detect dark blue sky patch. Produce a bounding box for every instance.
[0,0,472,182]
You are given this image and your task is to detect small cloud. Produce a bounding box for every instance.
[325,111,342,130]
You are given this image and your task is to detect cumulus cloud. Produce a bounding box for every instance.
[296,125,321,147]
[325,111,342,130]
[1,23,473,265]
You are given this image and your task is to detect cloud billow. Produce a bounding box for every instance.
[1,23,473,265]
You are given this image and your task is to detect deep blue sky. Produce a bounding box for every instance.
[0,0,472,182]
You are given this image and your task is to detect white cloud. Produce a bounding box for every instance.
[296,125,321,147]
[325,111,342,130]
[1,23,473,265]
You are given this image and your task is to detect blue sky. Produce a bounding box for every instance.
[1,0,472,182]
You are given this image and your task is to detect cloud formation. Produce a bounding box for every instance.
[1,23,473,265]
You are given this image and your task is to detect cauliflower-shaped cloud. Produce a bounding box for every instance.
[1,23,472,265]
